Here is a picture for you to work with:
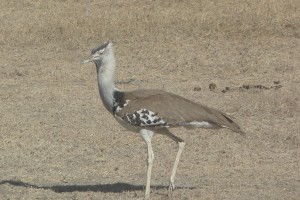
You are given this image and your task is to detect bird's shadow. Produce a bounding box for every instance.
[0,180,193,193]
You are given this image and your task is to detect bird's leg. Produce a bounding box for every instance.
[158,128,185,191]
[169,140,185,191]
[140,129,154,200]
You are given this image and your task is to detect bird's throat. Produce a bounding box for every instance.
[95,59,117,113]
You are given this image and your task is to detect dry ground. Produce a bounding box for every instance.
[1,0,300,199]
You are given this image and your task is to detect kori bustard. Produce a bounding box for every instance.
[81,41,244,199]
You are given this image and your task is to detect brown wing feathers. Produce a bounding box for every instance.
[116,90,244,134]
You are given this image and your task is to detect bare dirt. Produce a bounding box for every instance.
[0,0,299,199]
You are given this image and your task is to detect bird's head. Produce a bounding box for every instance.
[81,41,113,64]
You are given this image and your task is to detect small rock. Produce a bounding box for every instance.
[193,87,201,91]
[274,80,280,85]
[242,84,250,89]
[209,83,217,91]
[221,87,230,93]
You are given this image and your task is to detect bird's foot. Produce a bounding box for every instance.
[168,181,176,191]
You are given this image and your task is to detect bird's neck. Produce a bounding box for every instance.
[95,56,118,113]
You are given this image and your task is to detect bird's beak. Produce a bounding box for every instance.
[81,57,91,64]
[81,52,101,64]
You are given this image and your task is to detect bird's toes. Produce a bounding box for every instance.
[168,182,176,191]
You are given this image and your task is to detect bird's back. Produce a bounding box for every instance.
[116,89,244,134]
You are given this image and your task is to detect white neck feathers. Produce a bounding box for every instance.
[96,45,117,113]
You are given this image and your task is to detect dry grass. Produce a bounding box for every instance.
[0,0,299,199]
[0,0,299,48]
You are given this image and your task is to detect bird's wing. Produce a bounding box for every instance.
[115,89,244,133]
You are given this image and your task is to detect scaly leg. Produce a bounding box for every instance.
[140,129,154,199]
[157,128,185,190]
[169,140,185,190]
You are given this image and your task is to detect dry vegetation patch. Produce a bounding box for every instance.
[0,0,299,199]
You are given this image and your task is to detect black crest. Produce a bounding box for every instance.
[91,41,110,54]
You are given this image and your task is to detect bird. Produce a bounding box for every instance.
[81,41,244,199]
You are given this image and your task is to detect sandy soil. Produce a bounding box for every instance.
[1,0,299,199]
